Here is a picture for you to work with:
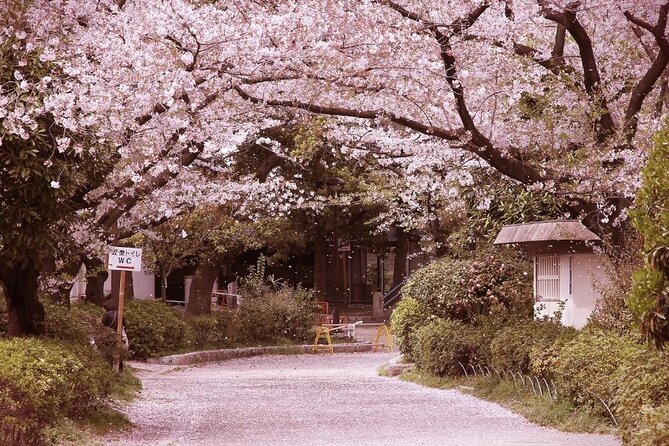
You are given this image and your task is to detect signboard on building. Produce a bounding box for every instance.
[108,247,143,271]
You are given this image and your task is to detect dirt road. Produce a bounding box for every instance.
[103,352,620,446]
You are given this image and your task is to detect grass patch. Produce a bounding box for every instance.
[43,367,141,445]
[109,366,143,402]
[400,370,615,435]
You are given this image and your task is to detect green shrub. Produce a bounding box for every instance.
[414,318,487,376]
[467,315,504,366]
[587,241,641,338]
[490,320,572,374]
[186,314,218,346]
[528,328,578,380]
[210,310,239,346]
[402,248,532,323]
[631,121,669,250]
[42,301,119,365]
[630,121,669,348]
[628,268,669,348]
[554,329,644,412]
[402,257,468,319]
[124,300,188,359]
[390,297,431,361]
[625,403,669,446]
[237,288,318,344]
[0,338,112,440]
[613,349,669,445]
[43,300,96,345]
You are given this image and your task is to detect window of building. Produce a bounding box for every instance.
[535,255,560,300]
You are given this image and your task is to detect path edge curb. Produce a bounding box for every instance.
[146,343,377,365]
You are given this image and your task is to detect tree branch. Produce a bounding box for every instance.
[462,33,573,76]
[234,86,464,141]
[448,1,491,36]
[538,0,616,142]
[376,0,429,24]
[551,24,566,61]
[93,90,221,208]
[623,2,669,140]
[235,87,547,184]
[97,141,205,229]
[96,86,222,229]
[426,3,492,150]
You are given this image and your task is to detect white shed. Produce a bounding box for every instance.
[493,220,610,328]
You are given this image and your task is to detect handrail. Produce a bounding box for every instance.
[382,280,406,308]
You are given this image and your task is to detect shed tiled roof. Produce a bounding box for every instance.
[493,220,601,244]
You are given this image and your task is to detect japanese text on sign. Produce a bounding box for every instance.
[108,246,143,271]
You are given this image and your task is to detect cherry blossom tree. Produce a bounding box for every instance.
[0,0,117,334]
[231,0,669,237]
[4,0,669,334]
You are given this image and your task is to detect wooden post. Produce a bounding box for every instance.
[113,270,127,372]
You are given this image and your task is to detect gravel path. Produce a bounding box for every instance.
[104,352,620,446]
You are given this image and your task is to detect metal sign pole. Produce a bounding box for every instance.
[113,270,127,372]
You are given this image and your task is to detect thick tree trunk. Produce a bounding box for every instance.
[83,257,109,305]
[393,228,409,287]
[313,219,327,301]
[185,262,216,316]
[0,260,45,336]
[160,266,168,303]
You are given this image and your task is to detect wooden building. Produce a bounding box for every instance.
[493,220,610,328]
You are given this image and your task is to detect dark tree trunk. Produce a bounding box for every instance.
[1,260,45,336]
[429,218,451,257]
[111,270,134,307]
[313,218,327,301]
[393,228,409,287]
[185,262,216,316]
[83,257,109,305]
[160,266,168,303]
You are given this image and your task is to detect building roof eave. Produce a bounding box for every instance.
[493,220,601,245]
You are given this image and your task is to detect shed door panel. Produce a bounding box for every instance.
[559,255,572,300]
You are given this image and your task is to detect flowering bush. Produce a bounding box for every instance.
[403,247,533,323]
[457,253,533,321]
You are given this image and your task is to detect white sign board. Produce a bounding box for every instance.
[108,246,143,271]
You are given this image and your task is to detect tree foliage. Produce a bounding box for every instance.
[630,120,669,349]
[2,0,669,333]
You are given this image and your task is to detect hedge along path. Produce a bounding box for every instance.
[148,343,377,366]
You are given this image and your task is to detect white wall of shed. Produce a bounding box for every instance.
[533,253,610,329]
[567,253,609,328]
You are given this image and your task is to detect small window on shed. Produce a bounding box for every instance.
[536,255,560,300]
